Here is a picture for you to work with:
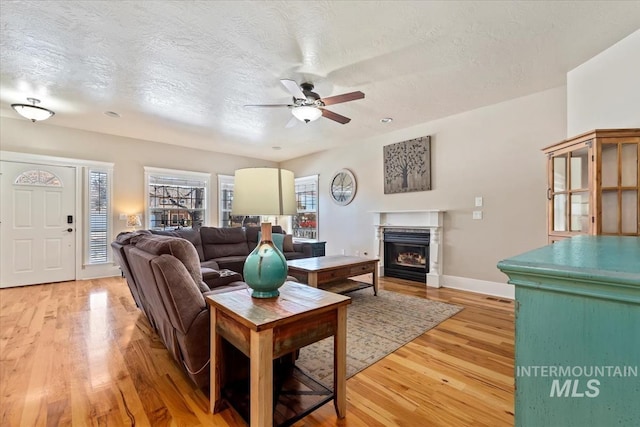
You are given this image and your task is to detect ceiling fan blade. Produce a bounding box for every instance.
[321,91,365,106]
[280,79,306,99]
[243,103,293,108]
[321,109,351,124]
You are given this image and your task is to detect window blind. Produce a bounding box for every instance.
[88,170,109,263]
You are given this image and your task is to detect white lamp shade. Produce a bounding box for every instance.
[127,214,142,227]
[232,168,297,216]
[292,106,322,123]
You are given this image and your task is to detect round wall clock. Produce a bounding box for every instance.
[330,169,357,205]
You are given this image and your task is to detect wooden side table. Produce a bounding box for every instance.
[206,281,351,427]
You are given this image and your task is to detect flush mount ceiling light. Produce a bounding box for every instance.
[11,98,55,122]
[291,105,322,123]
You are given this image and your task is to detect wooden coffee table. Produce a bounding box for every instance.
[287,255,379,295]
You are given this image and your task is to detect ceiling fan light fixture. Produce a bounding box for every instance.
[11,98,55,122]
[292,106,322,123]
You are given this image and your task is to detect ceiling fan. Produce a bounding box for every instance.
[245,79,364,125]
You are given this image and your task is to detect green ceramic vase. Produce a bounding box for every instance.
[243,239,288,298]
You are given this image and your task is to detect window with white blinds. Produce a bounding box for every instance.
[87,169,110,264]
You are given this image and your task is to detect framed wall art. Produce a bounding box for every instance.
[383,135,431,194]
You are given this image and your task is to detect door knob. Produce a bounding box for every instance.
[66,228,73,233]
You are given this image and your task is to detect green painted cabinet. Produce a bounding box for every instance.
[498,236,640,427]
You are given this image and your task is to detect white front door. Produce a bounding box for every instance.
[0,161,76,287]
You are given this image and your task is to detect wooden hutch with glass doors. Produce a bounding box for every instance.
[542,129,640,243]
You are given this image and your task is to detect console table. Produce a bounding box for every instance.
[206,281,351,427]
[294,240,326,257]
[497,236,640,427]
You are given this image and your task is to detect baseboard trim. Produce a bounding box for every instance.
[442,275,514,299]
[79,264,121,281]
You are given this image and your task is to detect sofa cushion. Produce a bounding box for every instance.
[283,234,294,252]
[209,269,244,288]
[201,267,221,292]
[151,254,206,334]
[201,267,220,280]
[134,235,204,290]
[201,227,250,259]
[151,228,205,261]
[200,259,221,270]
[212,256,247,274]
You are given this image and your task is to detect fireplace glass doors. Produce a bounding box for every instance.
[383,231,429,282]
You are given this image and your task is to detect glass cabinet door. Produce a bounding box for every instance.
[549,146,590,234]
[570,147,590,232]
[551,156,567,231]
[621,143,638,234]
[601,142,639,234]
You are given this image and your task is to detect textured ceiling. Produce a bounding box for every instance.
[1,1,639,161]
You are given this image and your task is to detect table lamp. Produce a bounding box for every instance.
[232,167,297,298]
[127,214,142,231]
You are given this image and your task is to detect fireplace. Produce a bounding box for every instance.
[383,230,429,282]
[373,210,443,287]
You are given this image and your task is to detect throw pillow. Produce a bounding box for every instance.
[283,234,295,252]
[134,235,202,287]
[257,232,285,253]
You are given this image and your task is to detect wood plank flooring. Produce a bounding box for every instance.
[0,276,514,426]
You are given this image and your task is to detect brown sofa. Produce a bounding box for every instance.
[111,230,303,389]
[115,233,248,388]
[112,230,245,310]
[152,225,313,274]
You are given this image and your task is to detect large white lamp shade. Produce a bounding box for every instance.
[232,168,297,216]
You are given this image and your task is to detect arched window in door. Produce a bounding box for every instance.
[14,169,63,187]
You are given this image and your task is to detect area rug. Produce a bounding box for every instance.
[296,288,463,388]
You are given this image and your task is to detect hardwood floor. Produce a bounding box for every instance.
[0,276,514,426]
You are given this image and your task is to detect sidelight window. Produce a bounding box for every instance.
[87,168,112,264]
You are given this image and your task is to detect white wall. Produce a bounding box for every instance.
[567,29,640,136]
[0,87,567,290]
[282,87,567,291]
[0,117,275,278]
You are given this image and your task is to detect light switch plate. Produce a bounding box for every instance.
[119,213,127,220]
[473,210,483,220]
[475,196,483,207]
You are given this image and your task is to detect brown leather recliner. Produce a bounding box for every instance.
[124,234,247,388]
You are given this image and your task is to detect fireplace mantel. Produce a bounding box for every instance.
[372,210,444,287]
